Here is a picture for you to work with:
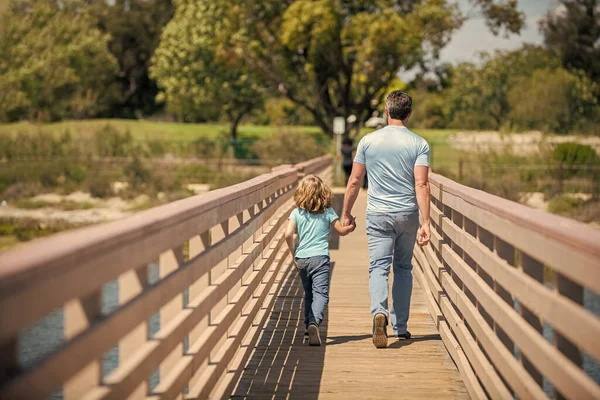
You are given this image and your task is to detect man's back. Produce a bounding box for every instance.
[354,125,429,213]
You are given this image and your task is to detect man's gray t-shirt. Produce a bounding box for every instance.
[354,125,429,213]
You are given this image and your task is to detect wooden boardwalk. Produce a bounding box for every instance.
[233,191,468,399]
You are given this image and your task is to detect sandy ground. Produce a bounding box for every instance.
[0,191,150,224]
[449,131,600,155]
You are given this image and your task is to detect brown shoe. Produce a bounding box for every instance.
[372,313,388,349]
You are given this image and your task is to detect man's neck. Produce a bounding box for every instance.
[387,118,407,128]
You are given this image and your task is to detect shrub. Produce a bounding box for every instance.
[125,157,151,188]
[252,130,324,166]
[89,176,113,198]
[552,142,597,166]
[547,195,583,215]
[95,125,135,157]
[1,182,45,200]
[65,164,88,184]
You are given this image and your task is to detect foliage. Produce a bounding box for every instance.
[541,0,600,84]
[85,0,175,118]
[193,0,523,135]
[552,142,598,181]
[252,130,324,166]
[507,69,598,134]
[444,46,561,130]
[553,142,597,165]
[0,1,119,122]
[150,1,264,139]
[87,175,113,198]
[412,45,600,135]
[257,97,315,126]
[547,194,584,214]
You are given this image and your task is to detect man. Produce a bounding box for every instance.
[342,90,431,349]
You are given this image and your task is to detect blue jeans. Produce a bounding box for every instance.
[296,255,330,328]
[366,211,419,335]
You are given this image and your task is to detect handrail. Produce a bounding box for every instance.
[0,156,333,400]
[414,172,600,400]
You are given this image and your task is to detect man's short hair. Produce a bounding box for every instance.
[386,91,412,120]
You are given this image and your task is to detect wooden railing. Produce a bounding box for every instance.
[414,173,600,400]
[0,156,332,400]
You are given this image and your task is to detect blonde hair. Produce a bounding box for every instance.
[294,175,333,214]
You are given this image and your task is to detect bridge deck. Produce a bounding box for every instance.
[233,191,468,399]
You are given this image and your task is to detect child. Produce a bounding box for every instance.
[284,175,355,346]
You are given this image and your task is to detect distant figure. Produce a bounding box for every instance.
[342,90,431,349]
[340,138,355,185]
[285,175,355,346]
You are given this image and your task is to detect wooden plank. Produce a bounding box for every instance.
[180,251,292,400]
[436,231,600,398]
[80,208,292,400]
[0,171,298,342]
[519,253,544,387]
[435,202,600,360]
[158,246,185,400]
[414,249,512,399]
[431,173,600,259]
[231,190,467,400]
[0,338,18,386]
[554,272,585,400]
[422,242,547,400]
[0,191,295,400]
[63,291,103,400]
[413,264,487,400]
[433,179,600,294]
[208,266,292,400]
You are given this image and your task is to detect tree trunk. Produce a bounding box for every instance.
[230,113,244,140]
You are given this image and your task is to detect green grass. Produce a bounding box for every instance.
[0,119,323,142]
[0,118,461,176]
[14,199,95,210]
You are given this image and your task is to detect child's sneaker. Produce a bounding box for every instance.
[308,323,321,346]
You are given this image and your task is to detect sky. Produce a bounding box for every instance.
[439,0,560,63]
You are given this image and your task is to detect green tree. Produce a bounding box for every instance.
[444,46,560,130]
[541,0,600,83]
[150,1,264,139]
[507,68,598,134]
[0,0,119,122]
[156,0,523,136]
[84,0,175,118]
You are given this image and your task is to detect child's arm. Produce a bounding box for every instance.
[284,219,297,264]
[331,218,356,236]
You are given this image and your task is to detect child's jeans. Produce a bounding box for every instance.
[296,255,330,328]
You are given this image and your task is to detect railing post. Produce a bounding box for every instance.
[492,237,516,355]
[0,338,19,388]
[187,231,211,390]
[554,272,584,400]
[63,290,102,399]
[159,245,185,400]
[117,265,150,397]
[519,253,544,387]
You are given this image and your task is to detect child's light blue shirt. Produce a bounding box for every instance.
[289,207,339,258]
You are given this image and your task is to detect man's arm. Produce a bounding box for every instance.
[414,166,431,246]
[342,162,366,226]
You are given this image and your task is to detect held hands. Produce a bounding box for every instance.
[342,214,357,234]
[417,222,431,247]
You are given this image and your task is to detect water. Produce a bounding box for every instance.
[17,263,161,400]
